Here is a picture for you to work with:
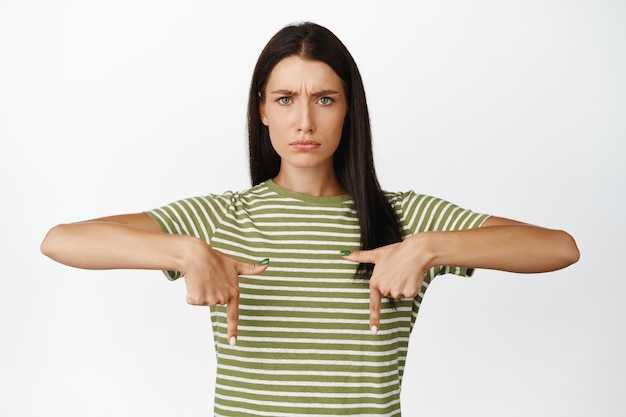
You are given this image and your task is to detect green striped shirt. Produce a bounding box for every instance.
[146,180,489,416]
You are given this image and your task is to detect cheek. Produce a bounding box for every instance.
[266,124,289,152]
[330,114,347,138]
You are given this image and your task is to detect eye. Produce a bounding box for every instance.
[318,97,333,105]
[277,97,292,105]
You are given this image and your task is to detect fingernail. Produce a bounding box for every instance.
[259,258,270,266]
[371,325,378,335]
[340,250,351,256]
[229,336,237,346]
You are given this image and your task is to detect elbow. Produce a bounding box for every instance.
[558,230,580,268]
[40,224,63,260]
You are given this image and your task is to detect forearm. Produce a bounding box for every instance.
[413,224,580,274]
[41,221,192,271]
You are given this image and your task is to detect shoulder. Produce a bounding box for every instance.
[192,182,273,206]
[148,183,271,219]
[384,190,435,209]
[384,190,465,222]
[384,189,490,232]
[384,189,481,216]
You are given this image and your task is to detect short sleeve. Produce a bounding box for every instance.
[144,193,233,280]
[391,191,491,279]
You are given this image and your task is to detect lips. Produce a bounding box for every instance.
[290,140,321,151]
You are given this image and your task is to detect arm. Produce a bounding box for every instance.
[41,213,190,271]
[343,216,579,333]
[416,216,580,274]
[41,213,268,344]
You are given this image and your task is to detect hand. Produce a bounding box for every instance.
[181,238,268,346]
[342,236,431,334]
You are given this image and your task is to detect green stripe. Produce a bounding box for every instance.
[145,180,488,415]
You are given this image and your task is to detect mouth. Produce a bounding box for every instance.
[289,140,321,151]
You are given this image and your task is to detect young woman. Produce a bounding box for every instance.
[41,22,579,417]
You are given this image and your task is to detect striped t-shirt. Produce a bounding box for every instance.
[146,180,489,417]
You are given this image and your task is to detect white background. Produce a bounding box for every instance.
[1,0,624,416]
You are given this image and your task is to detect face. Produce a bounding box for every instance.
[259,55,348,175]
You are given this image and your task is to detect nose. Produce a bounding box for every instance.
[296,102,314,133]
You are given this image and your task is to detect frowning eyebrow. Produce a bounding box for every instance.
[268,89,340,97]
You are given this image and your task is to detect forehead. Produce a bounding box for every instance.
[265,56,344,91]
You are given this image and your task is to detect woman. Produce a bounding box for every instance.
[41,22,579,417]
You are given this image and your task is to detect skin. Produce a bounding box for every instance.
[40,55,580,344]
[260,56,348,196]
[343,216,579,333]
[40,213,268,346]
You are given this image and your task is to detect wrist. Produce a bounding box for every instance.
[405,231,445,270]
[170,234,206,274]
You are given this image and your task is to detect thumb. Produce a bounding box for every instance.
[237,258,270,276]
[341,249,378,264]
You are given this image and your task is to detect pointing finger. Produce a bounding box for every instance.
[369,285,381,335]
[237,258,270,276]
[341,249,378,264]
[226,294,239,346]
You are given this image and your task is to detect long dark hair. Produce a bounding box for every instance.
[247,22,402,279]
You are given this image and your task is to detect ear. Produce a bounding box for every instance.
[259,92,269,126]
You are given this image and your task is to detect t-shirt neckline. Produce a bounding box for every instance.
[264,179,352,205]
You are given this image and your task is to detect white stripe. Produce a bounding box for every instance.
[218,363,401,378]
[240,294,370,304]
[178,198,211,241]
[188,196,219,236]
[239,276,358,284]
[413,195,436,233]
[215,382,400,399]
[213,392,400,410]
[217,373,399,388]
[224,217,360,230]
[217,353,402,368]
[220,336,410,348]
[169,201,200,236]
[222,314,414,326]
[212,238,356,254]
[241,210,357,220]
[233,203,355,214]
[215,324,412,338]
[440,204,462,231]
[214,399,400,417]
[220,227,360,238]
[232,304,413,314]
[239,282,368,293]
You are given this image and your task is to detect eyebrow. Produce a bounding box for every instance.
[268,89,341,97]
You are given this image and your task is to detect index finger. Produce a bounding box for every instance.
[226,294,239,346]
[369,285,381,335]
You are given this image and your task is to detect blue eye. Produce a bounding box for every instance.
[318,97,333,105]
[278,97,292,105]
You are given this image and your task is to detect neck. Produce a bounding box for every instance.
[273,164,346,197]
